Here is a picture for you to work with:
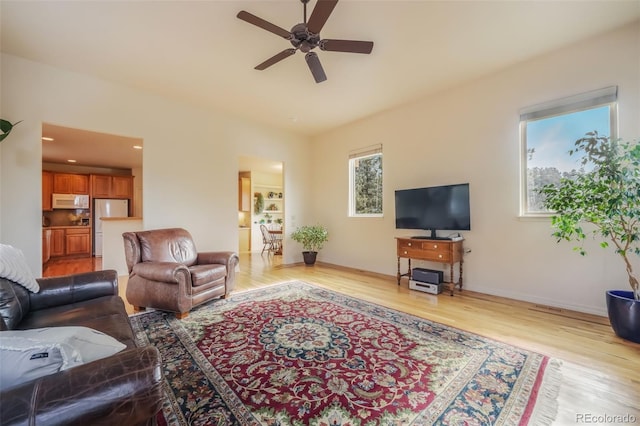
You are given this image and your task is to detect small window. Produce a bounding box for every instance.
[520,87,617,216]
[349,145,383,217]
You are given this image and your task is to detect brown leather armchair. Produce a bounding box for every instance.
[123,228,239,319]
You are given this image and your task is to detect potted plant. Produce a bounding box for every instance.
[290,225,328,265]
[539,131,640,343]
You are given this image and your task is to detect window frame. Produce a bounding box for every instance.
[348,145,383,218]
[519,87,618,217]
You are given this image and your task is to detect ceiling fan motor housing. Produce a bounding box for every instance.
[290,23,320,52]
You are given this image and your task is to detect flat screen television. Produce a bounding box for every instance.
[394,183,470,239]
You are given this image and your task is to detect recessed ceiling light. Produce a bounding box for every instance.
[67,159,77,163]
[133,145,142,150]
[42,137,54,141]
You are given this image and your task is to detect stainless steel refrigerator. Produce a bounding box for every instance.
[93,199,129,256]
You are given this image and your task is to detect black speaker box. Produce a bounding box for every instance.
[412,267,443,284]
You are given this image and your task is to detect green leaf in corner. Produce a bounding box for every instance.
[0,119,22,142]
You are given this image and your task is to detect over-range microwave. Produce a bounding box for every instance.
[52,193,89,209]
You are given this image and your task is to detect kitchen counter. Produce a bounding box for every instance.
[44,225,91,229]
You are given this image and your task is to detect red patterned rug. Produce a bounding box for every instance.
[130,281,561,425]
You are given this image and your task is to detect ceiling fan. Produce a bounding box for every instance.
[237,0,374,83]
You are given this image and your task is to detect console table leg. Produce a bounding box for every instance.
[449,263,454,296]
[397,257,401,285]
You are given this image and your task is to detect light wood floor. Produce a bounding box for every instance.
[44,253,640,425]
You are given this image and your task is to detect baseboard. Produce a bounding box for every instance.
[313,261,609,323]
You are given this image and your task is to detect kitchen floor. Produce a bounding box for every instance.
[43,256,103,277]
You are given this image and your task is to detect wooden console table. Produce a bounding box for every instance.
[396,237,464,296]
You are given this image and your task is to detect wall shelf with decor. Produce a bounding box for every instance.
[252,181,284,251]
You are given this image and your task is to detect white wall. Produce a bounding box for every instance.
[0,54,312,274]
[2,23,638,316]
[310,22,640,316]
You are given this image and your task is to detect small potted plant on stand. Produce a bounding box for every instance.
[539,132,640,343]
[290,225,329,265]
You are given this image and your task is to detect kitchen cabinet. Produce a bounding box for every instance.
[239,227,250,252]
[111,176,133,199]
[50,229,66,257]
[91,174,112,198]
[66,228,91,256]
[53,173,89,194]
[42,171,53,211]
[42,229,51,264]
[91,174,133,200]
[49,227,91,257]
[239,176,251,211]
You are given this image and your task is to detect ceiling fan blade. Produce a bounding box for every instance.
[320,39,374,54]
[306,0,338,34]
[255,49,297,70]
[237,10,291,39]
[305,52,327,83]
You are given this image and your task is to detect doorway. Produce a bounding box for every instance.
[238,156,284,254]
[41,123,143,276]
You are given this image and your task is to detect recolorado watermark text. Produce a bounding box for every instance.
[576,413,637,424]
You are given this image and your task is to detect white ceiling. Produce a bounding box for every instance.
[3,1,639,169]
[41,123,143,170]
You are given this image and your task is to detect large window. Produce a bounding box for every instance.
[349,145,383,217]
[520,87,617,216]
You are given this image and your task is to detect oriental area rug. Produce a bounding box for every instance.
[130,281,561,426]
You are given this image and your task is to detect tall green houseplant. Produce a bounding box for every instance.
[539,132,640,301]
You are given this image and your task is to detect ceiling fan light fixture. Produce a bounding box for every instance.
[300,41,312,53]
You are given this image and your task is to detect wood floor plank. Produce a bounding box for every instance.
[43,253,640,424]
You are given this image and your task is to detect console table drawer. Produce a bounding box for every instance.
[420,241,450,251]
[421,251,451,262]
[399,248,427,258]
[399,249,450,262]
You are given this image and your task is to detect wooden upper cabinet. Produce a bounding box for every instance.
[91,175,112,198]
[111,176,133,199]
[72,174,89,194]
[42,171,53,211]
[52,173,89,194]
[91,174,133,199]
[53,173,72,193]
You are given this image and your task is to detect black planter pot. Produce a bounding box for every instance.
[302,251,318,265]
[606,290,640,344]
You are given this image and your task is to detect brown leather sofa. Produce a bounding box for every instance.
[123,228,239,318]
[0,270,163,426]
